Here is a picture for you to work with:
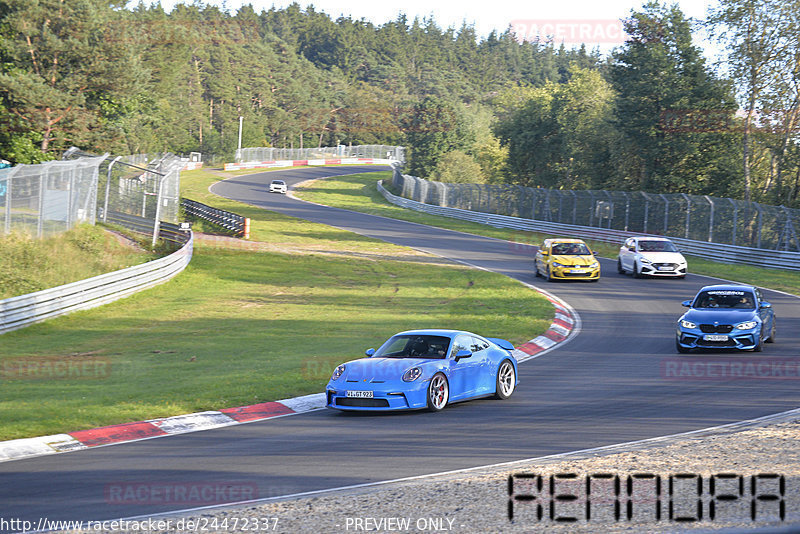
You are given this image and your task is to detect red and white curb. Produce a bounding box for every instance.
[0,287,577,464]
[0,393,326,463]
[223,158,393,171]
[512,292,578,364]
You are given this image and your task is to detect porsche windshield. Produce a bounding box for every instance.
[638,240,678,252]
[552,243,591,255]
[374,335,452,359]
[693,290,755,309]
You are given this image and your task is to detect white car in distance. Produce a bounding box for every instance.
[617,236,687,278]
[269,179,287,194]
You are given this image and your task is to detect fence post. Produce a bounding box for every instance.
[705,196,714,242]
[730,198,738,246]
[682,193,691,239]
[103,156,122,223]
[37,169,45,238]
[623,192,630,232]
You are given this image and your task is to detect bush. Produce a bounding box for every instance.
[431,150,486,183]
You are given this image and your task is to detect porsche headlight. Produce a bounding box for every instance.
[680,320,697,329]
[331,365,346,381]
[402,367,422,382]
[735,320,758,330]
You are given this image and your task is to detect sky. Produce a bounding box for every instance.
[151,0,720,56]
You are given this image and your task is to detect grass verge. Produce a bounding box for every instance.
[0,166,553,440]
[295,172,800,296]
[0,224,155,300]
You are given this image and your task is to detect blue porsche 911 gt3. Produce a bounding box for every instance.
[325,329,518,411]
[676,284,776,353]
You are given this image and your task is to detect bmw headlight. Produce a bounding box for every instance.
[402,367,422,382]
[331,365,346,381]
[735,320,758,330]
[680,320,696,329]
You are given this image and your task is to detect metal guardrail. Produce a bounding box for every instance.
[182,198,249,238]
[0,232,193,335]
[377,180,800,272]
[104,211,190,246]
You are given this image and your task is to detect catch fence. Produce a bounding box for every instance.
[235,145,404,164]
[0,156,108,238]
[392,171,800,252]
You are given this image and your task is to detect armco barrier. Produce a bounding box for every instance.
[0,232,193,335]
[377,181,800,271]
[182,198,249,238]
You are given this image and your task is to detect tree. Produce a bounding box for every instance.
[707,0,800,204]
[608,1,739,194]
[403,97,473,177]
[0,0,142,155]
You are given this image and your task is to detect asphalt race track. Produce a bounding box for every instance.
[2,165,800,528]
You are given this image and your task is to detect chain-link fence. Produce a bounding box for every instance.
[235,145,404,163]
[98,153,183,226]
[0,156,108,238]
[1,150,183,247]
[392,170,800,252]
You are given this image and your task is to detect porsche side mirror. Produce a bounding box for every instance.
[365,348,376,356]
[454,350,472,362]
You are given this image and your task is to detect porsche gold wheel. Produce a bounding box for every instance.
[494,360,516,400]
[427,373,449,411]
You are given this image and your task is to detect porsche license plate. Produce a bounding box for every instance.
[346,390,373,398]
[703,334,728,342]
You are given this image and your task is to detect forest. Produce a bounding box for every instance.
[0,0,798,207]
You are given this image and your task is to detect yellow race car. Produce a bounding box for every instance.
[534,238,600,282]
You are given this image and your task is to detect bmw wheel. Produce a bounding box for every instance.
[427,373,449,411]
[766,319,776,343]
[752,333,763,352]
[494,360,516,400]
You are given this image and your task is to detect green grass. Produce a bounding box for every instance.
[0,166,553,440]
[0,225,155,299]
[295,172,800,296]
